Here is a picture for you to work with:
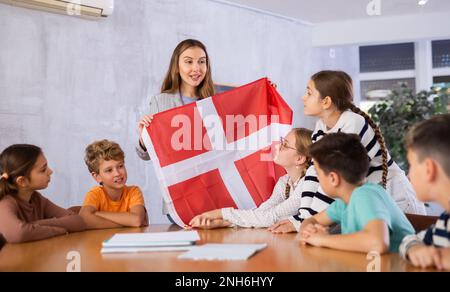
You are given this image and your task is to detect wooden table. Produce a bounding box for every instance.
[0,225,434,272]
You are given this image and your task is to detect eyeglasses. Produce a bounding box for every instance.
[279,137,297,152]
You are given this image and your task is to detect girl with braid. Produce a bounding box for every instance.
[188,128,312,229]
[270,70,426,234]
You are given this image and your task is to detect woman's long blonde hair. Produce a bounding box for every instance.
[161,39,215,100]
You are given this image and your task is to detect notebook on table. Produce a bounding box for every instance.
[101,231,200,254]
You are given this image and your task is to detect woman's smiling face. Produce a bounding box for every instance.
[178,46,208,89]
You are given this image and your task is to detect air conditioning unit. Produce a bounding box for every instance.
[0,0,114,19]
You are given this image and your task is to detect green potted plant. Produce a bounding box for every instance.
[368,84,449,171]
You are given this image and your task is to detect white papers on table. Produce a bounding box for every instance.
[178,244,267,261]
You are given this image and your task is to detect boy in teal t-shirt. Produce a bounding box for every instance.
[326,183,414,252]
[300,133,414,254]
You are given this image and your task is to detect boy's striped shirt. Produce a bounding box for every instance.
[400,212,450,259]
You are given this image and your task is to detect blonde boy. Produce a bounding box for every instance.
[80,140,148,229]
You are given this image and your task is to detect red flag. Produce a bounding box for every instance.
[142,78,293,226]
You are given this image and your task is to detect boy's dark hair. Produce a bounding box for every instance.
[406,114,450,177]
[310,133,370,185]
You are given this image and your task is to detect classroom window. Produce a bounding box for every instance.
[359,43,415,73]
[432,40,450,69]
[361,78,416,100]
[433,76,450,84]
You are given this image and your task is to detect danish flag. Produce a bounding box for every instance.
[142,78,293,226]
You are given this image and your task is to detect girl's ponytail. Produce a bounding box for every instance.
[348,104,388,188]
[0,172,12,201]
[0,170,19,201]
[284,184,291,200]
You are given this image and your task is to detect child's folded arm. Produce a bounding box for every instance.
[79,205,123,230]
[399,230,427,260]
[0,200,68,243]
[11,223,67,244]
[30,195,87,232]
[299,216,319,234]
[132,205,149,227]
[440,248,450,270]
[95,205,148,228]
[319,220,390,254]
[34,215,86,233]
[299,211,334,239]
[1,207,67,243]
[302,210,334,230]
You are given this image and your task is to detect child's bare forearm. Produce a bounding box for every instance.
[300,217,319,232]
[34,215,86,233]
[96,211,146,227]
[81,212,123,230]
[320,232,389,254]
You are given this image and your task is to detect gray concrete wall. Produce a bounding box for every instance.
[309,45,361,105]
[0,0,314,223]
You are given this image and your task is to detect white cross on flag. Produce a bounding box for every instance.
[142,78,293,227]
